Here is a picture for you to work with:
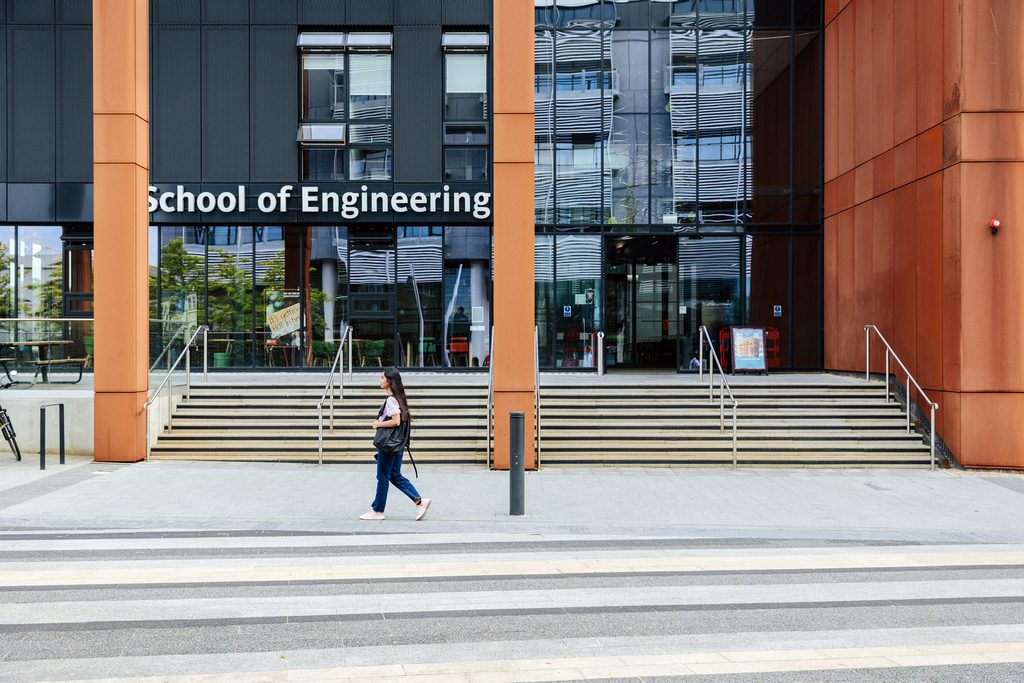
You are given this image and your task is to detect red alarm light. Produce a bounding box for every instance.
[990,218,1001,235]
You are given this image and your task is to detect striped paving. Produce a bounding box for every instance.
[2,531,1024,681]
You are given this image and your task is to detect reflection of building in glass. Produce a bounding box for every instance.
[666,12,751,225]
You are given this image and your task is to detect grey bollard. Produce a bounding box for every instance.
[510,412,525,516]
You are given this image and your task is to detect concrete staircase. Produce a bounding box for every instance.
[150,376,933,467]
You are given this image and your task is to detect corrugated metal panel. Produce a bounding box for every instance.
[152,26,201,181]
[394,27,442,183]
[56,0,90,24]
[203,0,249,24]
[297,0,346,24]
[346,0,393,25]
[57,26,92,182]
[396,2,440,25]
[9,26,56,181]
[9,0,54,23]
[250,26,298,182]
[154,0,200,24]
[203,26,250,181]
[251,0,297,24]
[442,0,491,26]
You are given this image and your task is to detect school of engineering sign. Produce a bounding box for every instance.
[148,185,493,220]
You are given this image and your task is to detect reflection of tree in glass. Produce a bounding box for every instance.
[0,249,15,317]
[207,249,254,335]
[26,262,63,318]
[157,238,203,296]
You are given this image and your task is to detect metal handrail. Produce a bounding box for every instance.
[864,324,940,470]
[534,325,541,468]
[486,327,494,469]
[317,325,352,465]
[144,324,208,462]
[698,326,739,467]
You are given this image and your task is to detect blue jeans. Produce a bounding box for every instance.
[372,450,420,512]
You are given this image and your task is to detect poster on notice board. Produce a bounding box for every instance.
[731,327,767,373]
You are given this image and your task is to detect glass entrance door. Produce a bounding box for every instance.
[604,236,678,368]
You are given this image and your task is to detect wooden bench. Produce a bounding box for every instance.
[31,358,88,384]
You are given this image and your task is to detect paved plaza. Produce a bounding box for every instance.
[2,457,1024,681]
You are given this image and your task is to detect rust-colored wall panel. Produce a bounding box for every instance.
[824,216,839,368]
[893,0,918,145]
[853,0,873,166]
[854,163,873,206]
[873,149,894,197]
[958,162,1024,392]
[916,125,942,178]
[915,174,943,392]
[836,7,857,175]
[854,203,874,366]
[93,114,147,165]
[893,138,917,189]
[493,0,534,115]
[494,113,534,163]
[961,0,1024,112]
[94,0,142,115]
[834,209,857,369]
[943,0,963,118]
[942,114,961,168]
[890,183,918,375]
[825,21,839,182]
[492,391,536,470]
[959,112,1024,162]
[871,194,894,368]
[916,0,943,132]
[960,393,1024,469]
[942,165,963,392]
[871,0,895,159]
[94,391,147,463]
[938,390,962,460]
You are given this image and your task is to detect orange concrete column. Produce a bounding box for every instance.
[93,0,149,462]
[492,0,536,470]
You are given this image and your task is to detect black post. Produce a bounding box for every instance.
[510,411,525,516]
[58,404,65,465]
[39,406,45,471]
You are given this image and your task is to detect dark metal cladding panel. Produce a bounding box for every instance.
[203,0,249,24]
[202,26,250,181]
[0,185,6,221]
[251,0,297,24]
[152,26,201,182]
[56,0,91,24]
[297,0,346,25]
[0,29,6,183]
[8,0,54,23]
[250,26,298,182]
[393,26,442,183]
[58,26,92,182]
[8,183,56,222]
[9,26,56,182]
[346,0,393,25]
[56,182,93,222]
[396,2,440,25]
[442,0,491,26]
[154,0,200,24]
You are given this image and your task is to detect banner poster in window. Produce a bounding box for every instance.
[266,290,302,340]
[731,327,767,373]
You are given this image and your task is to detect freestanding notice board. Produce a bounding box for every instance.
[730,327,767,374]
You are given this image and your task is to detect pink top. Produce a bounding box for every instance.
[378,396,401,421]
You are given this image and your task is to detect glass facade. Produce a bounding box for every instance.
[534,0,822,369]
[150,225,492,369]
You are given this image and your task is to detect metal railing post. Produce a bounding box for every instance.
[884,351,890,403]
[699,333,704,382]
[203,327,208,381]
[865,325,870,382]
[185,339,191,402]
[534,325,541,468]
[906,377,912,434]
[347,327,353,381]
[487,327,494,469]
[597,331,605,375]
[732,402,737,469]
[318,405,324,466]
[38,406,45,471]
[930,404,936,470]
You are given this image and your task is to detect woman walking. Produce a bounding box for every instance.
[360,367,431,521]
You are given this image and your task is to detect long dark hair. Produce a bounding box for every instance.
[383,367,411,420]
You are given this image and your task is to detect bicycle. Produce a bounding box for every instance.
[0,372,22,461]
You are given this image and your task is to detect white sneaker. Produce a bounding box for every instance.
[415,498,432,521]
[359,510,385,520]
